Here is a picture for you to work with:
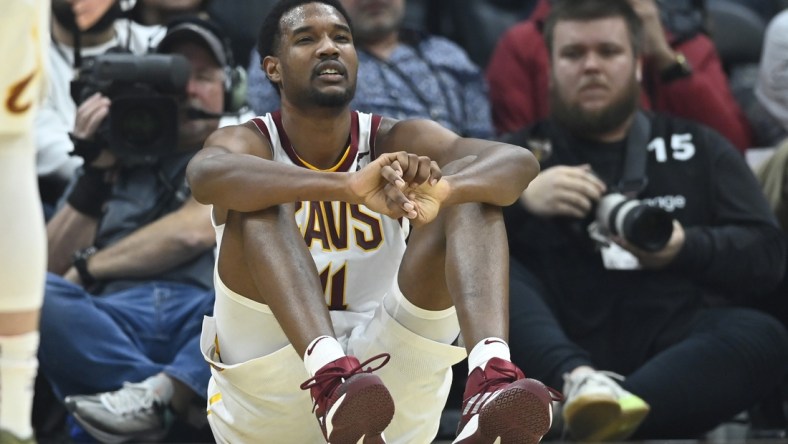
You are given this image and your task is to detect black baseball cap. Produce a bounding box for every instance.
[157,17,230,67]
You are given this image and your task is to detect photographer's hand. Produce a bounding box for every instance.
[520,164,606,218]
[615,219,685,269]
[73,92,117,169]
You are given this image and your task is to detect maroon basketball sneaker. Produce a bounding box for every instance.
[300,354,395,444]
[453,358,563,444]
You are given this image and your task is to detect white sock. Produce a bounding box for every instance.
[140,373,175,405]
[0,332,39,439]
[383,290,460,344]
[303,336,345,377]
[468,337,511,373]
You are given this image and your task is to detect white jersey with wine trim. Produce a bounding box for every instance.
[1,0,48,136]
[213,110,409,332]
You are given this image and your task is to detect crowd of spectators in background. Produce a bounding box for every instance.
[4,0,788,443]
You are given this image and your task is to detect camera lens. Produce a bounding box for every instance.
[109,94,179,165]
[117,105,162,146]
[619,204,673,252]
[596,193,674,252]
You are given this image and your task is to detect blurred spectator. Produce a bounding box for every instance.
[704,0,768,126]
[747,10,788,148]
[129,0,212,25]
[752,11,788,346]
[39,0,162,216]
[204,1,276,69]
[246,0,494,138]
[487,0,754,152]
[709,0,785,24]
[501,0,788,440]
[754,140,788,325]
[36,16,247,443]
[429,0,538,68]
[750,17,788,416]
[128,0,265,70]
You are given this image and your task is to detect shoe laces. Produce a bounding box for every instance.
[464,363,564,415]
[564,370,626,400]
[469,362,521,401]
[99,381,162,416]
[299,353,391,413]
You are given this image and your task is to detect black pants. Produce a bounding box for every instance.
[508,257,788,439]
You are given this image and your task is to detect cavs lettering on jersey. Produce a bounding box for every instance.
[1,0,48,135]
[251,111,409,313]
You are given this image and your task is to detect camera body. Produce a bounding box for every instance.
[71,51,191,165]
[594,192,674,252]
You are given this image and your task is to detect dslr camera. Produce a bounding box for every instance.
[591,193,674,252]
[71,51,190,165]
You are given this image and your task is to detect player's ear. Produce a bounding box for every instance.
[263,56,281,84]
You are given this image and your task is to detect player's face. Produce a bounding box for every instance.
[548,17,641,135]
[173,41,225,149]
[265,3,358,109]
[340,0,405,42]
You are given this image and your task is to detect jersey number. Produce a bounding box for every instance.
[319,263,347,310]
[648,134,695,162]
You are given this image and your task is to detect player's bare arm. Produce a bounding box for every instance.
[187,122,432,220]
[375,117,540,207]
[188,122,357,213]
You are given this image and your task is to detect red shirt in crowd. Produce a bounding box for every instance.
[486,0,754,152]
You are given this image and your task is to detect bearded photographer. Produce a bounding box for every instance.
[37,17,249,443]
[502,0,788,441]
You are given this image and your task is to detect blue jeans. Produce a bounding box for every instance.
[39,273,215,400]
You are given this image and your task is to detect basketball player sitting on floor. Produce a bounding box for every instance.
[186,0,562,442]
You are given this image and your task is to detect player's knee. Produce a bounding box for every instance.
[441,155,475,176]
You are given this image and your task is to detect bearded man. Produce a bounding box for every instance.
[500,0,788,441]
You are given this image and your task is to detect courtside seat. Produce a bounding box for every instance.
[706,0,768,120]
[706,0,767,71]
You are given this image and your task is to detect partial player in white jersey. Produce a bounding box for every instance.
[0,0,49,442]
[187,1,560,443]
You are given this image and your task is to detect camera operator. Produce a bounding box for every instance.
[501,0,788,440]
[37,0,162,217]
[37,17,248,443]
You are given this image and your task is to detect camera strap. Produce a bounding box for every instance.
[617,111,651,198]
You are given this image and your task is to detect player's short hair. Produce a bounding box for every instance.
[543,0,644,57]
[257,0,353,61]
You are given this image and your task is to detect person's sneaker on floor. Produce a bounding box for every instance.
[453,357,563,444]
[300,353,395,444]
[0,429,36,444]
[562,370,650,442]
[64,381,169,444]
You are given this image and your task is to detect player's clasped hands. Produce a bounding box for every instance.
[350,151,445,225]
